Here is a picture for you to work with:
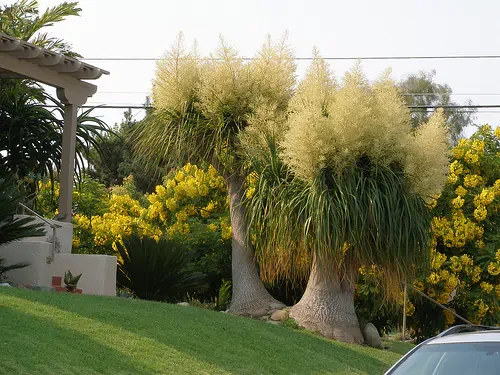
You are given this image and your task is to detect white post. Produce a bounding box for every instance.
[402,283,407,342]
[57,102,78,223]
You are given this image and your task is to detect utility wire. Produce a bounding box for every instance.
[81,55,500,62]
[42,104,497,110]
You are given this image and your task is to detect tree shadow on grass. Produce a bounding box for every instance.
[0,306,151,375]
[3,290,401,375]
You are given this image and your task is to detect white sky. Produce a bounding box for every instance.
[9,0,500,135]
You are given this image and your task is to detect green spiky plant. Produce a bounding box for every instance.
[243,56,450,343]
[116,235,207,302]
[63,270,82,291]
[0,174,45,281]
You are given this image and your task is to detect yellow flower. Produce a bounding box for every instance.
[207,223,218,232]
[413,280,425,292]
[449,160,464,176]
[487,262,500,276]
[471,266,482,283]
[165,198,177,211]
[443,309,456,326]
[405,301,415,317]
[447,173,458,185]
[450,256,462,273]
[494,126,500,140]
[427,272,440,285]
[473,205,487,221]
[480,281,494,294]
[246,186,256,199]
[175,171,185,182]
[451,196,464,209]
[455,186,467,197]
[474,299,489,320]
[166,179,176,189]
[464,174,484,188]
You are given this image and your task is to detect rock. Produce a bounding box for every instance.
[266,320,280,325]
[271,309,288,322]
[363,323,383,349]
[270,302,287,310]
[0,283,12,287]
[260,315,270,321]
[249,308,268,318]
[177,302,190,307]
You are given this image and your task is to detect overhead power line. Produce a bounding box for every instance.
[42,104,499,110]
[91,91,500,97]
[82,54,500,62]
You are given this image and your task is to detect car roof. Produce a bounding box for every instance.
[427,330,500,345]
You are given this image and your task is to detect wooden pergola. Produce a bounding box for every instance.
[0,32,109,222]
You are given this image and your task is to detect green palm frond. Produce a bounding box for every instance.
[0,174,46,248]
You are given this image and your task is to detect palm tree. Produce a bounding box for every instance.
[0,79,108,204]
[244,57,450,343]
[0,0,82,57]
[0,1,108,204]
[134,34,295,314]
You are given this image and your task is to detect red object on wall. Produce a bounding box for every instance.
[51,276,62,287]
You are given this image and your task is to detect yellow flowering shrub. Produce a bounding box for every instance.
[408,125,500,339]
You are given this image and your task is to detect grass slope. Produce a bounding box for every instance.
[0,288,412,374]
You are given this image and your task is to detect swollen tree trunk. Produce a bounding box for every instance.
[226,174,285,315]
[289,255,364,343]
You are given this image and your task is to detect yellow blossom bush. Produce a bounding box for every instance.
[408,125,500,340]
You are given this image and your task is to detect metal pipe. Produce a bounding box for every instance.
[18,202,62,263]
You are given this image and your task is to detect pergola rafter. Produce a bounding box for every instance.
[0,32,109,222]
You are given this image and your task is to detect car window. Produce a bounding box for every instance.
[389,342,500,375]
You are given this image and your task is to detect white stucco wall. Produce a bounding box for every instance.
[15,214,73,253]
[49,254,116,296]
[1,240,117,296]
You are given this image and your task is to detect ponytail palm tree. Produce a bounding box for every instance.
[134,34,295,314]
[244,57,450,343]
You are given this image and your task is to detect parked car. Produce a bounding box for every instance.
[385,325,500,374]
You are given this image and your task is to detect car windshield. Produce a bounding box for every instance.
[389,342,500,375]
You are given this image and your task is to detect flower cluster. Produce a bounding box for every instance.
[410,125,500,328]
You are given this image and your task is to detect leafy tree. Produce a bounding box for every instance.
[88,108,164,192]
[407,125,500,342]
[134,34,295,314]
[399,70,476,144]
[245,58,450,342]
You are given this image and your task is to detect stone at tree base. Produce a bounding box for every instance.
[176,302,190,307]
[249,308,268,318]
[271,309,288,322]
[270,302,287,310]
[363,323,383,349]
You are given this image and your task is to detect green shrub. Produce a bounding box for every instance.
[116,235,207,302]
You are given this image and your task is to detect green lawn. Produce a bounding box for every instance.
[0,288,412,374]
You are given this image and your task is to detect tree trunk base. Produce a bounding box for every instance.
[289,302,364,344]
[289,256,364,344]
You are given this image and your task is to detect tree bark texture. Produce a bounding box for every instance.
[226,174,285,315]
[289,255,364,344]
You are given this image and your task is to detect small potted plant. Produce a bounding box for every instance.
[64,270,82,293]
